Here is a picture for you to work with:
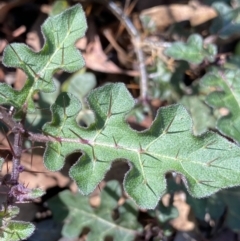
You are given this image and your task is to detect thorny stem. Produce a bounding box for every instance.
[0,107,24,185]
[0,106,53,188]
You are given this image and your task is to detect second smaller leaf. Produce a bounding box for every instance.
[48,180,142,241]
[201,69,240,143]
[164,34,217,64]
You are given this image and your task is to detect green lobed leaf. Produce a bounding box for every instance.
[43,83,240,209]
[27,188,46,200]
[48,180,141,241]
[0,206,19,222]
[201,69,240,143]
[0,206,35,241]
[164,34,217,64]
[1,4,86,114]
[0,221,35,241]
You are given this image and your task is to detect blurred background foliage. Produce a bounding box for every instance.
[1,0,240,240]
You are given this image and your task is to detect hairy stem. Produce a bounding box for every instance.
[11,131,22,184]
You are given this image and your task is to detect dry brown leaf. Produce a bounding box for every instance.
[83,35,138,76]
[0,67,5,82]
[0,135,71,191]
[171,192,195,231]
[75,36,87,50]
[12,25,26,38]
[40,4,52,15]
[26,31,41,51]
[0,39,7,53]
[103,28,133,67]
[140,3,217,30]
[1,153,70,190]
[84,35,123,73]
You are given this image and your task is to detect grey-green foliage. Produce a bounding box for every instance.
[0,206,35,241]
[2,2,240,216]
[43,82,240,209]
[181,96,216,135]
[48,180,141,241]
[26,78,61,131]
[149,59,186,102]
[164,34,217,64]
[210,2,240,39]
[201,69,240,143]
[1,4,86,115]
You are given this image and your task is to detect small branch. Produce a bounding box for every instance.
[0,106,59,143]
[27,132,59,143]
[0,107,25,184]
[0,106,21,130]
[106,1,148,103]
[0,107,52,185]
[90,0,148,103]
[11,131,22,184]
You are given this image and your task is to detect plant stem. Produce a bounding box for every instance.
[88,0,148,103]
[11,131,22,184]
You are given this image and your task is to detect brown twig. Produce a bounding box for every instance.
[106,1,148,103]
[85,0,148,103]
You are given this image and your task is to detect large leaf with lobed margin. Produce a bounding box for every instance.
[164,34,217,64]
[201,69,240,143]
[48,180,141,241]
[0,206,35,241]
[43,83,240,209]
[1,4,86,114]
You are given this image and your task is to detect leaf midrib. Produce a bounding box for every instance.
[24,15,77,106]
[69,206,138,235]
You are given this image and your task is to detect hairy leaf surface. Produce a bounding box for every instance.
[201,69,240,143]
[1,4,86,114]
[0,206,35,241]
[48,180,141,241]
[43,83,240,209]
